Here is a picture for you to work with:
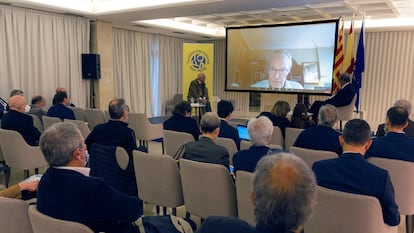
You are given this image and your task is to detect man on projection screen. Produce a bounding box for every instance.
[251,50,304,90]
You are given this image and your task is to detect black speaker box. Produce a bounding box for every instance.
[82,54,101,79]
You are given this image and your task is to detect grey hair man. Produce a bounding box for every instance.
[376,99,414,137]
[293,104,342,155]
[232,116,281,173]
[37,122,143,233]
[183,112,229,168]
[198,152,317,233]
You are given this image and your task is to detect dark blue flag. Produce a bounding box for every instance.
[353,22,364,113]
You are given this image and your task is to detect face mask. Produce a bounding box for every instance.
[81,150,90,167]
[25,105,31,113]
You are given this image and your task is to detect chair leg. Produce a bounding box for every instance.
[156,205,160,215]
[35,168,39,174]
[4,165,10,188]
[406,215,413,233]
[24,169,30,178]
[162,141,164,154]
[339,120,343,132]
[162,206,167,215]
[172,208,177,216]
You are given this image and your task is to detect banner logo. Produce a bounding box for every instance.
[187,50,210,72]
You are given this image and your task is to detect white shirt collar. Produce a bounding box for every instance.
[55,166,90,176]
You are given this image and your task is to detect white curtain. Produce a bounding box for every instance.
[113,28,193,117]
[0,6,90,108]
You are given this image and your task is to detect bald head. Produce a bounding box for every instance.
[197,73,206,84]
[56,87,66,93]
[8,95,27,113]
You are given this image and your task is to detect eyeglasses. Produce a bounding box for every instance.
[268,68,289,74]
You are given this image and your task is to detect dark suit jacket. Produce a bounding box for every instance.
[197,216,267,233]
[257,112,293,138]
[312,153,400,226]
[37,167,142,233]
[233,145,272,173]
[218,119,240,150]
[376,120,414,137]
[1,109,41,146]
[85,120,138,156]
[183,136,229,168]
[293,125,342,155]
[46,103,75,120]
[366,132,414,162]
[163,114,200,140]
[324,82,356,107]
[187,79,208,101]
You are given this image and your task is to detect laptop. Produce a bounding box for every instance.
[237,125,250,141]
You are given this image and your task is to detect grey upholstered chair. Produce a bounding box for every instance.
[284,127,304,150]
[289,146,337,168]
[70,107,87,122]
[336,94,357,131]
[0,129,48,187]
[179,159,237,220]
[128,112,163,152]
[133,150,184,215]
[28,205,93,233]
[163,130,194,157]
[0,197,33,233]
[270,126,284,148]
[28,114,44,133]
[84,108,106,130]
[305,186,397,233]
[235,170,255,225]
[368,157,414,233]
[64,119,91,138]
[41,115,62,130]
[240,140,252,150]
[216,137,238,166]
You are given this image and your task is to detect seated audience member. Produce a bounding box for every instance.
[10,89,24,97]
[46,91,75,120]
[1,95,41,146]
[308,73,355,121]
[258,100,293,138]
[293,104,342,155]
[291,103,315,129]
[54,86,75,107]
[163,101,200,140]
[37,122,143,233]
[198,152,316,233]
[0,180,38,199]
[28,95,46,119]
[366,106,414,161]
[233,116,282,173]
[85,98,141,196]
[376,99,414,137]
[217,100,240,150]
[312,119,400,226]
[183,112,229,168]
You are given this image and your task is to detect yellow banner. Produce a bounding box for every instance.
[183,43,214,101]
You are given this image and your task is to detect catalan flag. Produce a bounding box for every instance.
[332,20,344,94]
[344,19,355,75]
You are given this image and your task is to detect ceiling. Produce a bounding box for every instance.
[1,0,414,40]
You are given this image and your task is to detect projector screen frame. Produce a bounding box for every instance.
[225,18,339,96]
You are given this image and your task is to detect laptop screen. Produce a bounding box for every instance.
[237,125,250,141]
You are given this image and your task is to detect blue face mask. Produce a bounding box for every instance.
[81,150,89,167]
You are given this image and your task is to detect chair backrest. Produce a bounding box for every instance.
[368,157,414,215]
[0,197,33,233]
[240,140,252,150]
[235,170,255,225]
[84,108,106,130]
[336,95,357,121]
[28,114,44,133]
[70,107,87,122]
[64,119,91,138]
[289,146,337,168]
[305,186,397,233]
[133,150,184,208]
[270,126,284,148]
[179,159,237,218]
[128,113,163,141]
[284,127,304,150]
[0,129,48,170]
[41,115,62,130]
[28,205,93,233]
[163,130,194,157]
[216,137,238,165]
[88,144,135,195]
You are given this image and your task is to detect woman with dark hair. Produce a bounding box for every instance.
[163,101,201,140]
[257,100,293,138]
[291,103,315,129]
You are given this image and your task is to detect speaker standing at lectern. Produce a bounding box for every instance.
[187,72,211,112]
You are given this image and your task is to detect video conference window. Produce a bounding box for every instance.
[225,19,338,95]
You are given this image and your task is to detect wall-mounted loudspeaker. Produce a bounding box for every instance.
[81,54,101,79]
